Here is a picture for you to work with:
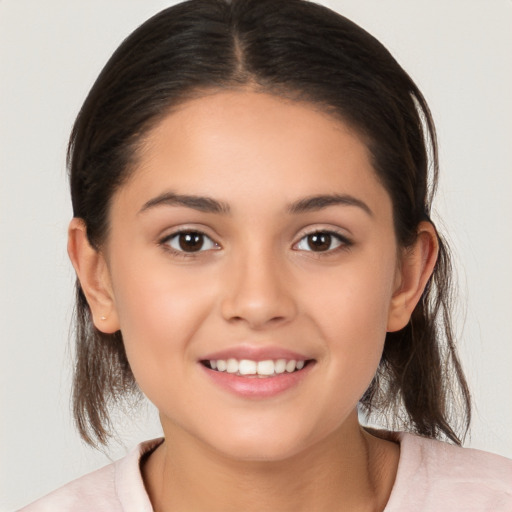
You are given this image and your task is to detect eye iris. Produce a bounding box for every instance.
[179,232,203,252]
[308,232,331,251]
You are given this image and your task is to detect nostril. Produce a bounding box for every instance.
[220,282,298,328]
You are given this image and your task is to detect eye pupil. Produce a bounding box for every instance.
[179,232,204,252]
[308,233,331,251]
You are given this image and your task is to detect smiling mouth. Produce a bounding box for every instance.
[201,358,313,378]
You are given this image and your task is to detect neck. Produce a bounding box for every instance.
[142,414,399,512]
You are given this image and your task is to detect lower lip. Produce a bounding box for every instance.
[200,363,314,399]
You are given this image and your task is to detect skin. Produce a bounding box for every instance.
[68,90,438,511]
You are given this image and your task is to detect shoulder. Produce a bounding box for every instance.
[386,432,512,512]
[17,438,163,512]
[17,463,118,512]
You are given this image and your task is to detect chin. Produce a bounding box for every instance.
[199,420,327,463]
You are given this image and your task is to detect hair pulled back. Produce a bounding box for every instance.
[68,0,471,447]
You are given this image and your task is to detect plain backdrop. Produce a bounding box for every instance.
[1,1,511,510]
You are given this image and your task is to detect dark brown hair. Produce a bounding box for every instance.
[68,0,471,447]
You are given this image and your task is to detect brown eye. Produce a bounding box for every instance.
[296,231,346,252]
[166,231,217,253]
[307,233,332,251]
[179,232,204,251]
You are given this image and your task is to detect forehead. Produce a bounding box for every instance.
[117,90,391,218]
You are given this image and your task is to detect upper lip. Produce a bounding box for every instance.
[200,345,311,362]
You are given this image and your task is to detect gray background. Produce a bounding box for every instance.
[1,1,511,510]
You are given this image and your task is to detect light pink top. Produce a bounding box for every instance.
[19,433,512,511]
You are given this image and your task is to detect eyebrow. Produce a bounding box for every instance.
[139,191,372,217]
[287,194,373,217]
[139,192,231,214]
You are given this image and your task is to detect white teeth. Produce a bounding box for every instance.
[208,358,307,376]
[238,359,257,375]
[285,360,297,373]
[226,358,239,374]
[257,360,275,376]
[275,359,286,374]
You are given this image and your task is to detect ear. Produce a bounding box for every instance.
[67,218,120,333]
[387,221,439,332]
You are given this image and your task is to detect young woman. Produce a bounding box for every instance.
[19,0,512,510]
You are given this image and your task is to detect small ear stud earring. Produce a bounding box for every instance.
[100,316,107,321]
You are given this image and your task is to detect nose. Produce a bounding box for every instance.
[220,247,298,330]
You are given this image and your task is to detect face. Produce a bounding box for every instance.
[101,91,403,460]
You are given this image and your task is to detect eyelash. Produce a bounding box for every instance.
[294,230,353,255]
[159,229,220,259]
[159,228,352,258]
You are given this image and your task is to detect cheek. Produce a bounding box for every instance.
[108,259,215,386]
[307,252,397,385]
[311,253,397,337]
